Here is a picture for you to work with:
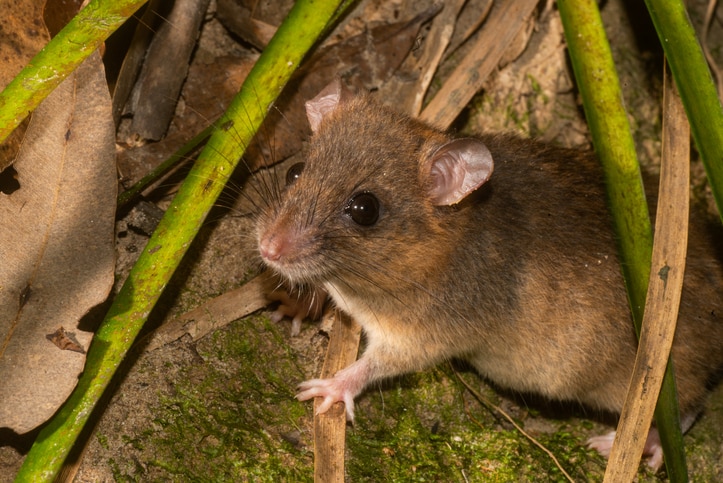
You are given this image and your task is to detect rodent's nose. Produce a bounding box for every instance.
[259,233,285,262]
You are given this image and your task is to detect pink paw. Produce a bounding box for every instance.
[297,377,357,420]
[267,286,326,336]
[586,431,616,458]
[296,359,371,421]
[587,428,664,471]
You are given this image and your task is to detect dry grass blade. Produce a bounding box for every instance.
[313,312,362,482]
[124,0,212,142]
[603,65,690,481]
[138,274,271,351]
[380,1,462,116]
[443,0,494,60]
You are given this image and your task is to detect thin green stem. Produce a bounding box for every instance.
[117,124,213,209]
[557,1,652,323]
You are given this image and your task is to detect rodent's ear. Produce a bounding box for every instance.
[426,138,494,206]
[305,77,353,133]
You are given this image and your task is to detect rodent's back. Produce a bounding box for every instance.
[448,134,723,415]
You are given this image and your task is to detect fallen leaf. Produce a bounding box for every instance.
[0,50,116,434]
[0,0,48,91]
[216,0,282,49]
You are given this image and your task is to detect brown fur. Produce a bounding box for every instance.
[257,88,723,424]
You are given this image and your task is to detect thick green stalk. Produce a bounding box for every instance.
[0,0,147,145]
[557,1,652,320]
[644,1,723,222]
[14,0,349,480]
[557,1,687,481]
[558,0,653,330]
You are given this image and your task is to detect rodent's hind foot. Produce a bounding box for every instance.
[586,430,615,459]
[586,428,663,471]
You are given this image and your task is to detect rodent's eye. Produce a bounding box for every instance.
[345,192,380,226]
[285,162,305,186]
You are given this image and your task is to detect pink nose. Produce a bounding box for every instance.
[259,234,284,262]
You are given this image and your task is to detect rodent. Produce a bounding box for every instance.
[255,78,723,469]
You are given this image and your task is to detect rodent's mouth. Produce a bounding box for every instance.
[263,258,327,287]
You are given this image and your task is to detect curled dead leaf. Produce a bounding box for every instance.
[46,327,86,354]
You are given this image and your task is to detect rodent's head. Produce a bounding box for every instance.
[256,79,493,294]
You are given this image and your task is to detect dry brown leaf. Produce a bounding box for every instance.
[379,1,458,115]
[0,0,48,91]
[43,0,84,37]
[421,0,540,129]
[0,50,116,434]
[111,0,167,126]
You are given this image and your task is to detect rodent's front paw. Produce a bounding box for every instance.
[296,377,357,420]
[297,357,371,421]
[267,286,326,336]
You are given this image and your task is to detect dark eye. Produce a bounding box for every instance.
[345,192,380,226]
[285,162,304,186]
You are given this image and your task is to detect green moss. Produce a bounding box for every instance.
[110,316,312,481]
[527,74,545,98]
[96,432,109,450]
[683,385,723,480]
[344,367,593,481]
[340,362,690,482]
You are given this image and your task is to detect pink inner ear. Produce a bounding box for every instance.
[305,78,343,132]
[428,138,494,206]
